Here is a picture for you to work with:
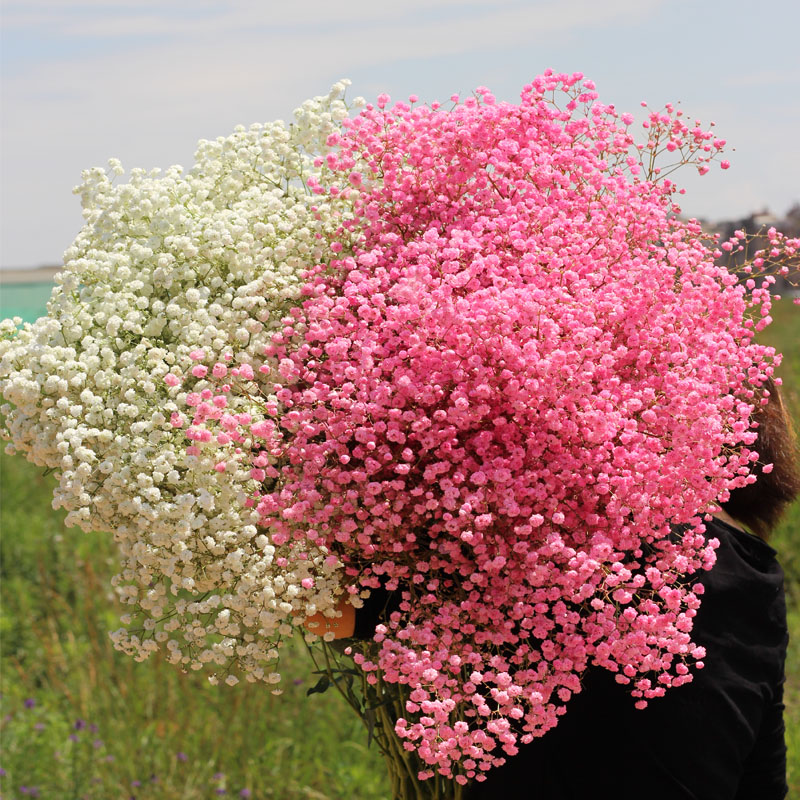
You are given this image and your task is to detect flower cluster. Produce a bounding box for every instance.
[237,73,787,780]
[2,72,797,782]
[0,82,365,682]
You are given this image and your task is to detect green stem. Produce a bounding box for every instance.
[304,637,465,800]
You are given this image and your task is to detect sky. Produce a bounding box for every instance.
[1,0,798,269]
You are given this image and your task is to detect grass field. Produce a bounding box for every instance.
[1,296,799,798]
[0,447,390,799]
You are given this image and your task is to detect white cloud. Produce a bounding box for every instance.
[725,68,800,88]
[4,0,798,268]
[4,0,624,36]
[5,0,661,44]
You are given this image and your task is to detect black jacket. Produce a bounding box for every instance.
[355,518,788,799]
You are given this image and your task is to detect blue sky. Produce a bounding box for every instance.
[2,0,798,268]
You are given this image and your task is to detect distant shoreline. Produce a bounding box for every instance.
[0,267,61,284]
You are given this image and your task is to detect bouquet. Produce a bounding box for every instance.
[2,71,797,796]
[1,82,365,684]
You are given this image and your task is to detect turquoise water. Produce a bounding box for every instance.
[0,282,54,324]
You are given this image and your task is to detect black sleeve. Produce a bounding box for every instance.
[352,585,402,640]
[735,669,788,799]
[466,519,790,800]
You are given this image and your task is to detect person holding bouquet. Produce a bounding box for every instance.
[3,72,799,799]
[307,376,796,799]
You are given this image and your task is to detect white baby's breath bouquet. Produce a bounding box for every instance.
[0,82,363,686]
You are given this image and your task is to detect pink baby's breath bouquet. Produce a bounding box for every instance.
[2,71,798,798]
[239,73,798,790]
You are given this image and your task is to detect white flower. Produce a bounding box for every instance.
[0,81,359,685]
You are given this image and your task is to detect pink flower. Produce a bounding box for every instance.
[167,73,788,781]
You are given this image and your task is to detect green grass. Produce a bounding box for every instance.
[0,450,388,799]
[1,295,799,798]
[761,296,800,420]
[760,297,800,791]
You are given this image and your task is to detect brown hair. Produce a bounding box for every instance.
[721,376,800,538]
